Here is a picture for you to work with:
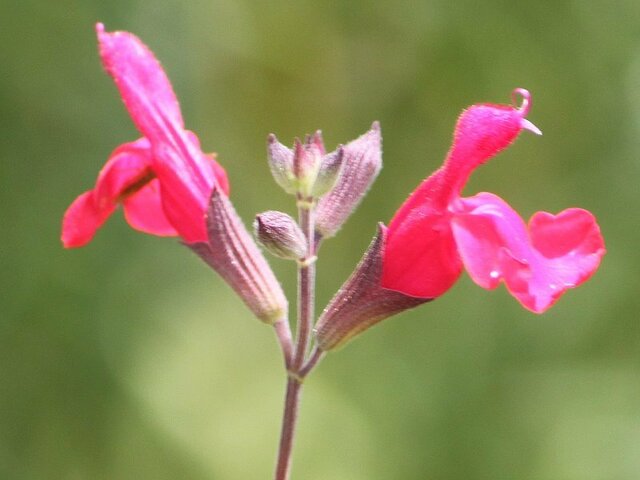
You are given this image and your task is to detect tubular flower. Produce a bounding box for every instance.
[381,89,605,313]
[62,23,229,248]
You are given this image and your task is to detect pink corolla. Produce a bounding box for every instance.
[62,23,229,248]
[381,89,605,313]
[315,89,605,351]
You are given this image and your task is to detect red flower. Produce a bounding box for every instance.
[381,89,605,313]
[62,23,229,248]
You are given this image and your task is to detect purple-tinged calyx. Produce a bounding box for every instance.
[266,131,344,200]
[315,122,382,239]
[314,223,430,350]
[188,188,288,324]
[311,146,344,197]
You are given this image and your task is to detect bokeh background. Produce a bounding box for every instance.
[2,0,639,479]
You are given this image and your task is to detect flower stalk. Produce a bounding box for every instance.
[274,195,318,480]
[293,198,317,370]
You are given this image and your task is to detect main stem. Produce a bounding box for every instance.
[274,199,316,480]
[274,377,302,480]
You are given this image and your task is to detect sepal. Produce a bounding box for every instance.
[267,134,297,194]
[293,132,325,197]
[311,147,344,198]
[315,122,382,238]
[314,223,431,350]
[187,188,288,324]
[267,131,348,200]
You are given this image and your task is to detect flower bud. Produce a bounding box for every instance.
[267,134,297,194]
[315,122,382,238]
[254,211,307,260]
[314,223,431,350]
[187,188,288,324]
[311,146,344,198]
[293,132,325,198]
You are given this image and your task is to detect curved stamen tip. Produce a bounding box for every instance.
[511,88,532,117]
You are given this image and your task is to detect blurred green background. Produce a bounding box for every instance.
[2,0,639,479]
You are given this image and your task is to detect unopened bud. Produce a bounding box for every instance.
[315,122,383,238]
[311,146,344,198]
[269,131,340,199]
[187,188,288,324]
[293,132,325,197]
[267,134,297,194]
[314,223,430,350]
[255,211,307,260]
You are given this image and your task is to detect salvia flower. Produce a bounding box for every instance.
[382,89,605,313]
[62,23,229,247]
[316,89,605,350]
[61,24,287,324]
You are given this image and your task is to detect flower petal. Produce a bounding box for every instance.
[380,91,541,298]
[451,193,605,312]
[210,154,230,196]
[149,134,228,243]
[94,138,153,200]
[97,25,218,241]
[382,204,461,298]
[96,23,184,137]
[96,24,214,193]
[529,209,604,260]
[185,130,229,196]
[62,191,116,248]
[151,143,211,243]
[61,138,177,248]
[123,179,177,236]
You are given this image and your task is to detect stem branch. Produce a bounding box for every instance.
[299,346,324,377]
[273,318,294,369]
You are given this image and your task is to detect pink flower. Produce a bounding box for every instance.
[62,23,229,248]
[381,89,605,313]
